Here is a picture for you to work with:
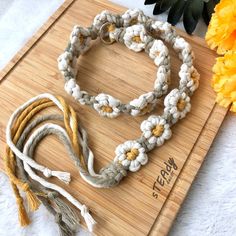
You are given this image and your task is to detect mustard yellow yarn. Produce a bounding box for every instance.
[4,96,87,227]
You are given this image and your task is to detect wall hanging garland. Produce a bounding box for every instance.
[58,9,199,118]
[4,9,199,235]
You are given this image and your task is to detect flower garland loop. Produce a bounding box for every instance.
[58,9,199,118]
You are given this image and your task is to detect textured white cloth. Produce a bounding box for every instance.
[0,0,64,70]
[0,0,235,236]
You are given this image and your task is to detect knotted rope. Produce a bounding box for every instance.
[4,94,98,232]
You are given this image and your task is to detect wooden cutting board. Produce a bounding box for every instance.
[0,0,228,235]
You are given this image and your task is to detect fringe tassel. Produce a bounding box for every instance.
[49,192,80,231]
[55,213,76,236]
[37,195,75,236]
[81,205,97,232]
[43,169,71,185]
[55,198,80,231]
[25,188,41,211]
[52,171,71,185]
[17,198,31,226]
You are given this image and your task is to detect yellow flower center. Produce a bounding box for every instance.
[191,71,199,84]
[126,148,139,161]
[107,23,116,32]
[192,76,198,84]
[148,28,163,38]
[79,35,84,44]
[177,99,186,111]
[101,105,113,113]
[130,18,138,25]
[132,36,142,43]
[140,103,153,114]
[152,124,164,137]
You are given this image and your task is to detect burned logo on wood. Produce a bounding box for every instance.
[152,157,178,199]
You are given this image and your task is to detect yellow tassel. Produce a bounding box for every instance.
[23,184,41,211]
[17,197,30,227]
[4,96,87,228]
[3,98,50,227]
[26,190,41,211]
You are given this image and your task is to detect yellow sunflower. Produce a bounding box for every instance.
[212,50,236,112]
[206,0,236,55]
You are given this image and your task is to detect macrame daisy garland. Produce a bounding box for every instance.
[4,9,199,235]
[58,8,198,118]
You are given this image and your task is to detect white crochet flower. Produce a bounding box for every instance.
[149,40,169,67]
[57,51,74,75]
[70,26,91,54]
[64,79,81,99]
[64,79,90,105]
[173,36,189,52]
[122,9,148,27]
[93,10,117,31]
[140,115,172,146]
[129,92,157,116]
[123,24,149,52]
[114,140,148,172]
[154,65,170,96]
[94,93,121,118]
[179,64,200,93]
[151,21,173,41]
[164,89,191,120]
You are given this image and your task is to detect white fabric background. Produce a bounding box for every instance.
[0,1,235,236]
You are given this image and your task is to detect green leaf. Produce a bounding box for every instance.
[153,0,177,15]
[206,0,220,17]
[153,1,165,15]
[213,0,220,4]
[183,0,204,34]
[144,0,158,5]
[203,0,219,25]
[202,2,210,25]
[167,0,187,26]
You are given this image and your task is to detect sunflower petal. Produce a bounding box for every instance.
[212,51,236,112]
[205,0,236,54]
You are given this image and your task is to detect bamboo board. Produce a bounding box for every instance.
[0,0,228,235]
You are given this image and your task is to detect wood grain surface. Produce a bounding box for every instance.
[0,0,228,235]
